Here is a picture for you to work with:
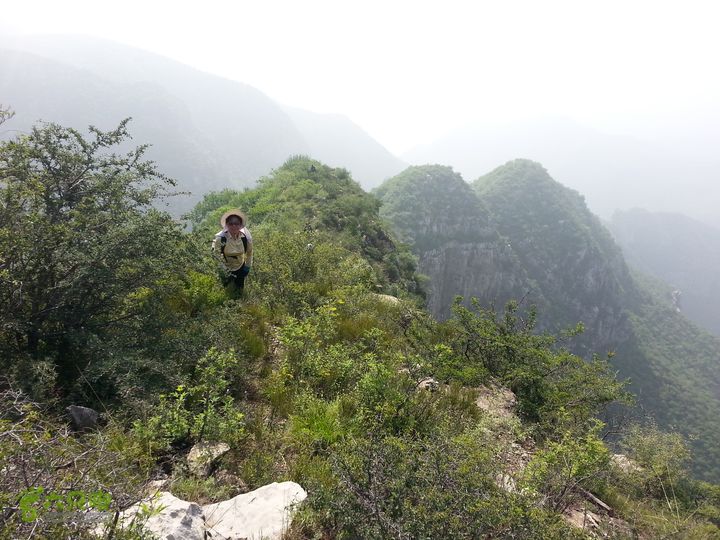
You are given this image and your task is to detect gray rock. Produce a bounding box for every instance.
[186,441,230,477]
[611,453,643,474]
[66,405,99,431]
[416,377,439,391]
[475,384,517,419]
[373,293,401,305]
[95,482,307,540]
[203,481,307,540]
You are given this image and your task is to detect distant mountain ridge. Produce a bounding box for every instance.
[376,160,720,481]
[0,34,405,213]
[609,209,720,336]
[403,118,720,229]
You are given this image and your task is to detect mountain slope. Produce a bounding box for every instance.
[0,49,222,214]
[474,161,720,478]
[609,209,720,336]
[473,159,637,353]
[377,159,720,480]
[375,164,533,320]
[0,34,405,210]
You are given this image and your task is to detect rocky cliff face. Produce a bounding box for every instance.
[377,161,634,354]
[377,160,720,481]
[375,164,531,320]
[419,240,529,320]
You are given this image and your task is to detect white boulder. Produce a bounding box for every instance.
[104,491,205,540]
[203,481,307,540]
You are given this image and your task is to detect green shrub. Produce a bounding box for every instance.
[523,421,610,512]
[302,428,583,539]
[132,348,246,452]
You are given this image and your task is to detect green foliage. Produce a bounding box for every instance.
[4,118,720,538]
[621,423,691,499]
[168,270,227,316]
[523,422,611,512]
[374,164,496,250]
[0,119,193,402]
[303,428,583,539]
[189,156,424,302]
[444,299,629,435]
[132,348,246,452]
[623,286,720,481]
[598,425,720,538]
[167,474,237,505]
[290,395,350,448]
[249,228,376,315]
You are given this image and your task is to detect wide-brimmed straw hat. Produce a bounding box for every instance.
[220,208,247,228]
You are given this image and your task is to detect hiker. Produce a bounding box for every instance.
[212,209,253,292]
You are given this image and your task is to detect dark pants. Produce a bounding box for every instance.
[225,265,248,289]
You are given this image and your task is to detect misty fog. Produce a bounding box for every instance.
[3,2,719,231]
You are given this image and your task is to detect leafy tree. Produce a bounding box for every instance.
[621,423,691,500]
[0,119,187,398]
[523,421,610,512]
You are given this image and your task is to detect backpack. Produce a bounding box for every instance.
[218,232,248,261]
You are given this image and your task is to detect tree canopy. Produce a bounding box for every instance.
[0,120,188,398]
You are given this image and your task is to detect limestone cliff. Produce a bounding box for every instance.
[473,159,638,353]
[376,161,635,354]
[375,164,532,320]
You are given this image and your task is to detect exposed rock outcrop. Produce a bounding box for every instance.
[203,481,307,540]
[102,491,205,540]
[186,441,230,477]
[98,481,306,540]
[475,383,517,420]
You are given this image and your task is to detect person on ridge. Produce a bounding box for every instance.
[212,209,253,293]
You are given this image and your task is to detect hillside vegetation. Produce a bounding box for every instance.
[377,160,720,482]
[2,117,720,538]
[610,208,720,336]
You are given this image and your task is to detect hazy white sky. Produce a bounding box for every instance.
[3,0,720,154]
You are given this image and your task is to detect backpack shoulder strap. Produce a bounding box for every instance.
[215,232,228,260]
[220,234,227,258]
